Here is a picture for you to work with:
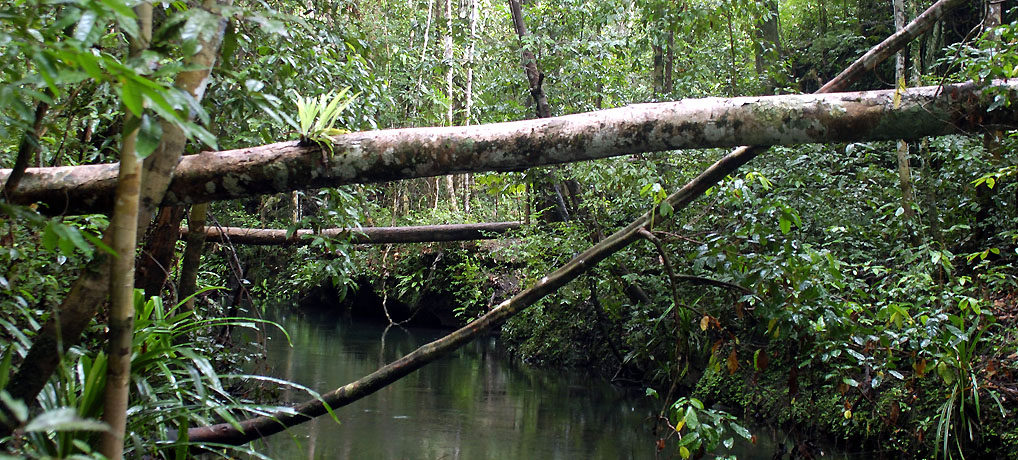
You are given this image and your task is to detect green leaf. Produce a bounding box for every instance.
[0,391,28,423]
[24,408,109,432]
[659,201,673,217]
[683,407,700,430]
[779,215,791,234]
[730,422,751,439]
[0,347,13,391]
[120,80,144,117]
[41,223,59,251]
[937,361,955,385]
[136,114,162,159]
[73,9,98,42]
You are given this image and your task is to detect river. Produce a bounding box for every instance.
[249,310,797,459]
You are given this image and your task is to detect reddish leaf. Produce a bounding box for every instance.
[914,358,927,377]
[727,350,739,374]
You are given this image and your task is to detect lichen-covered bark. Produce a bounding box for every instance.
[3,80,1016,216]
[183,222,520,245]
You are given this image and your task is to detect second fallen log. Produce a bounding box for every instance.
[185,222,521,245]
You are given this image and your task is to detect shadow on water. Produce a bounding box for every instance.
[249,309,858,459]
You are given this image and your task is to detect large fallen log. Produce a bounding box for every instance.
[185,222,521,245]
[4,80,1016,215]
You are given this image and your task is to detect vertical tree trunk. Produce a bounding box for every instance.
[444,0,454,125]
[444,0,459,218]
[754,0,780,93]
[99,3,151,457]
[177,203,208,311]
[508,0,559,223]
[919,140,944,245]
[725,6,738,96]
[508,0,550,118]
[416,0,436,96]
[651,43,664,97]
[818,0,827,34]
[973,0,1004,243]
[463,0,478,214]
[893,0,915,221]
[985,0,1002,29]
[663,32,675,95]
[135,205,186,299]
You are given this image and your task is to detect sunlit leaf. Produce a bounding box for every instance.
[24,408,109,432]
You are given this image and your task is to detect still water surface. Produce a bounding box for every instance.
[251,311,780,459]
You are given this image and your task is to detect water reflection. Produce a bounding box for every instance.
[252,311,660,459]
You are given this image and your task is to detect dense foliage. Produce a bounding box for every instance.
[0,0,1015,458]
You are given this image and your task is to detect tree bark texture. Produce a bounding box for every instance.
[184,0,967,445]
[177,203,208,311]
[182,222,521,245]
[5,80,1018,216]
[99,118,142,459]
[0,1,229,426]
[508,0,550,118]
[136,205,186,298]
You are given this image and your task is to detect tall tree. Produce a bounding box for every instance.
[754,0,780,93]
[462,0,479,213]
[443,0,458,211]
[99,2,151,457]
[894,0,915,221]
[508,0,550,118]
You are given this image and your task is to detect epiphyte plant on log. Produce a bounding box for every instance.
[293,87,358,155]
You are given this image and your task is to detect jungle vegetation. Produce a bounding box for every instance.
[0,0,1016,458]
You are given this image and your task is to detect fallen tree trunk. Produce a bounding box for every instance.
[185,0,970,446]
[186,222,521,245]
[6,80,1016,215]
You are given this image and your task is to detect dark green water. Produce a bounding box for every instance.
[250,311,795,459]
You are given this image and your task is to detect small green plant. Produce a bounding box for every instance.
[648,391,752,459]
[1,289,324,459]
[292,87,358,151]
[929,298,1006,460]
